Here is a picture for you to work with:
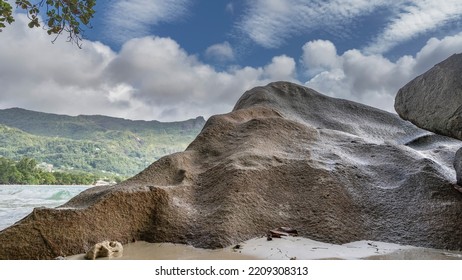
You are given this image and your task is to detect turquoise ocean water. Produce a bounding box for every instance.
[0,185,90,230]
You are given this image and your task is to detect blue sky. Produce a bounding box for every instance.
[1,0,462,121]
[88,0,462,68]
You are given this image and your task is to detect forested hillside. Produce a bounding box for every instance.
[0,108,205,176]
[0,157,103,185]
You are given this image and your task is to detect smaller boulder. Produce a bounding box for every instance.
[454,148,462,186]
[84,241,123,260]
[394,53,462,140]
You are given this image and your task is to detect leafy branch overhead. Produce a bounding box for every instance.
[0,0,95,47]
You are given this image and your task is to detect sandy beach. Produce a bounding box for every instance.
[66,236,462,260]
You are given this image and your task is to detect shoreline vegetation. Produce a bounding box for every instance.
[0,156,124,186]
[0,108,205,177]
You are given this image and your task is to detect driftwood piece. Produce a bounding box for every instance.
[268,227,299,239]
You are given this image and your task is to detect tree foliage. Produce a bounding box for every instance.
[0,109,206,176]
[0,0,95,47]
[0,156,103,185]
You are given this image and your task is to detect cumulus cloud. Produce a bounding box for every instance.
[104,0,192,43]
[0,14,127,115]
[0,14,298,122]
[3,7,462,123]
[104,37,298,120]
[301,40,340,76]
[365,0,462,54]
[205,41,235,62]
[304,32,462,111]
[263,55,297,81]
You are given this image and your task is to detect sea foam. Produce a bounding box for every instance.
[0,185,90,230]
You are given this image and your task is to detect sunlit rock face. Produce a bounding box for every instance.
[1,82,461,259]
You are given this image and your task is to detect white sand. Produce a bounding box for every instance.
[66,236,462,260]
[237,237,462,260]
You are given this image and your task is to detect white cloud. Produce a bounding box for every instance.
[205,41,235,62]
[237,0,391,48]
[104,37,297,120]
[301,40,340,76]
[304,32,462,112]
[104,0,192,43]
[263,55,297,81]
[238,0,462,55]
[365,0,462,54]
[3,8,462,124]
[0,14,298,122]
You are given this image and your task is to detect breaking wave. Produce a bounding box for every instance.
[0,185,90,230]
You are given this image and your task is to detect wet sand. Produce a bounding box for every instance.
[66,236,462,260]
[67,241,255,260]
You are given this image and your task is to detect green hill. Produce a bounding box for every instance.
[0,108,205,176]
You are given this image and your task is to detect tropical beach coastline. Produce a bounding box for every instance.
[1,81,462,260]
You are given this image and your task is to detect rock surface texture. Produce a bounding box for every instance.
[1,82,462,259]
[454,148,462,186]
[395,53,462,140]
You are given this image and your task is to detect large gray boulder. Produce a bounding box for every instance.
[395,53,462,140]
[1,82,462,259]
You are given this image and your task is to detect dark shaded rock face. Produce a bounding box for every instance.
[1,82,462,259]
[395,53,462,140]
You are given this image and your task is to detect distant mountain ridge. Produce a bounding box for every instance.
[0,108,205,139]
[0,108,206,176]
